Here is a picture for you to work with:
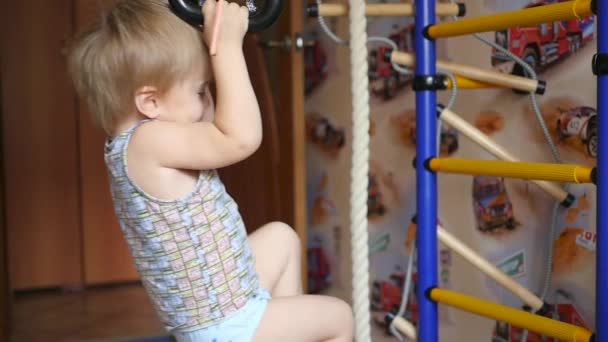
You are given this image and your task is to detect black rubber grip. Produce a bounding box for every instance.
[306,3,319,17]
[457,3,466,17]
[169,0,284,32]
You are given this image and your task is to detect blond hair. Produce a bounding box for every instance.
[68,0,206,135]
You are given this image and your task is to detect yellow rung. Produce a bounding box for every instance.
[427,0,595,39]
[448,76,499,89]
[427,158,596,184]
[430,288,593,342]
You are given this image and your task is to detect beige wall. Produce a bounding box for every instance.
[304,0,597,340]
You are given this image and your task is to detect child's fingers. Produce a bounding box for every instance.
[202,0,216,18]
[209,0,224,55]
[239,4,249,22]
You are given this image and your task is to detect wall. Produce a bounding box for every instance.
[303,0,597,341]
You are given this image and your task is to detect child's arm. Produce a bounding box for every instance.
[138,1,262,170]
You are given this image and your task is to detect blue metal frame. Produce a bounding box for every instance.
[598,0,607,340]
[414,1,438,341]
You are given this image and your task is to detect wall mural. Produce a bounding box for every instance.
[303,0,597,341]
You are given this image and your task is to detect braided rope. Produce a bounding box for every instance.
[348,0,371,341]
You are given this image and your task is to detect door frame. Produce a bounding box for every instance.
[272,0,308,291]
[0,61,11,342]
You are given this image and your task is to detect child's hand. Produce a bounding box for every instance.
[202,0,249,51]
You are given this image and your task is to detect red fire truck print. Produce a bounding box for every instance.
[371,272,419,325]
[307,236,331,294]
[369,24,415,100]
[305,39,328,95]
[491,0,594,80]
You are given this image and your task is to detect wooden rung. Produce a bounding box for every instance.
[307,2,466,18]
[390,51,545,94]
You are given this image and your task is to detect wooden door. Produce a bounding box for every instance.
[271,1,308,289]
[0,69,9,342]
[1,0,83,290]
[73,0,139,286]
[271,1,307,249]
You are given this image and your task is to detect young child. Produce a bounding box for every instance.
[67,0,354,341]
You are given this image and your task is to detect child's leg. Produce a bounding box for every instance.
[252,295,354,342]
[248,222,303,296]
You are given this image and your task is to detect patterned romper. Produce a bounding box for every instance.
[104,121,270,341]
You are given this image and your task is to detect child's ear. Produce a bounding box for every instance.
[134,86,161,119]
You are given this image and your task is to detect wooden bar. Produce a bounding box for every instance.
[437,224,544,311]
[390,316,417,340]
[439,108,571,204]
[310,2,465,17]
[391,51,544,94]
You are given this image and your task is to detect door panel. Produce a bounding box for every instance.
[74,0,139,285]
[2,0,83,290]
[276,1,307,289]
[266,1,308,289]
[0,68,9,342]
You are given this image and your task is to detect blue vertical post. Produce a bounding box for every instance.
[414,0,438,341]
[597,0,607,340]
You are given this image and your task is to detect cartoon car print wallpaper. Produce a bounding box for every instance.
[472,176,517,232]
[368,24,415,100]
[306,113,346,157]
[371,272,405,314]
[304,37,328,95]
[490,0,594,81]
[555,106,597,158]
[308,172,337,226]
[368,173,387,218]
[371,272,419,326]
[410,124,460,156]
[307,235,332,294]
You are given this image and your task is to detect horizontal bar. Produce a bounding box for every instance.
[426,0,595,39]
[436,223,544,311]
[389,316,417,340]
[390,51,545,94]
[439,108,572,205]
[307,2,465,17]
[448,76,499,89]
[427,158,596,184]
[430,288,594,341]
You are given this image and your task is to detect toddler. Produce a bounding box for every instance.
[67,0,354,341]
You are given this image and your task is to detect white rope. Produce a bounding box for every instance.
[348,0,372,341]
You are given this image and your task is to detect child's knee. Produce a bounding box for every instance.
[268,221,301,250]
[329,298,355,330]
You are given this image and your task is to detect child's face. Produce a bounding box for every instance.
[159,62,214,124]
